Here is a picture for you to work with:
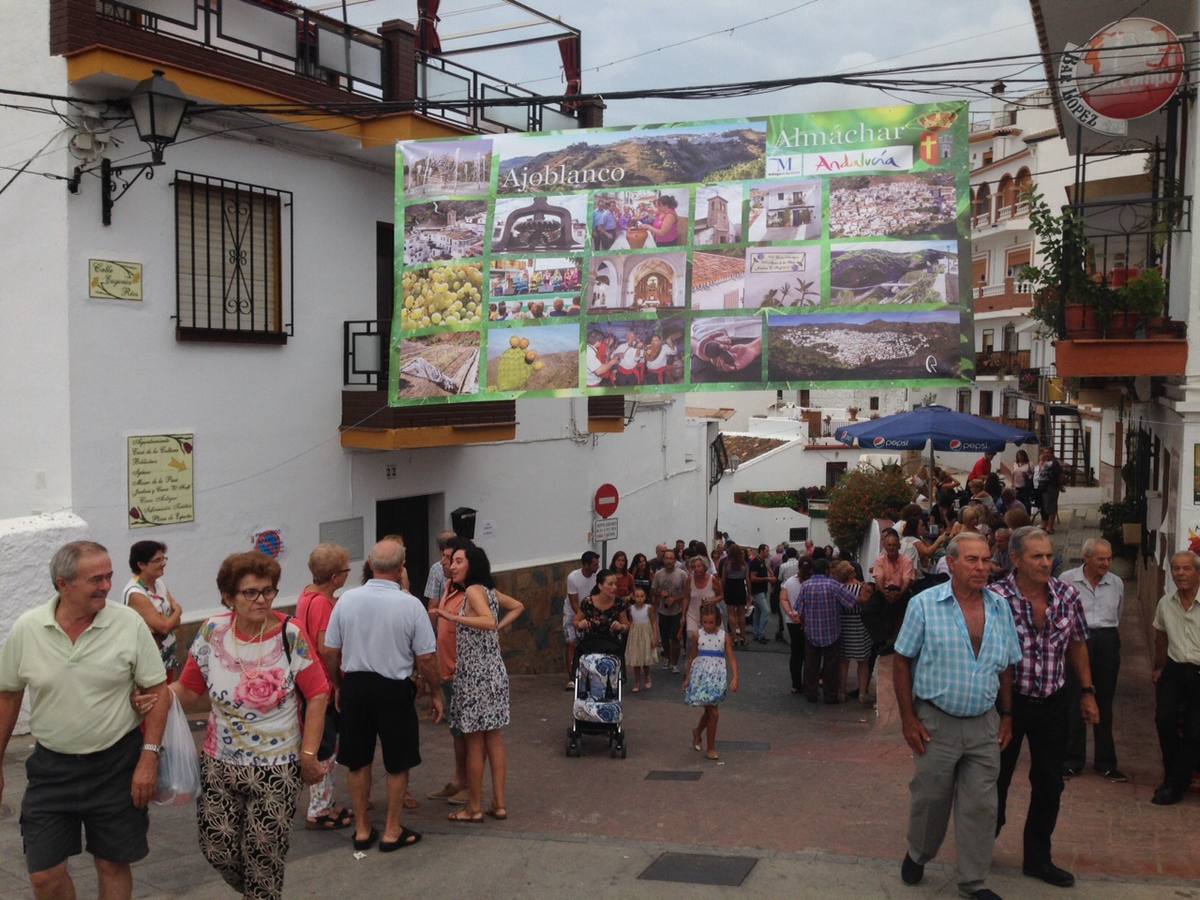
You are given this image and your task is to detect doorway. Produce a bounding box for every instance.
[376,495,429,594]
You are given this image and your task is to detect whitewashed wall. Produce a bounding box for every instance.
[0,5,73,518]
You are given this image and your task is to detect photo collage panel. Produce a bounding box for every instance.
[392,103,971,404]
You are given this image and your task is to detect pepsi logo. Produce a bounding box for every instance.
[949,439,962,450]
[873,436,886,448]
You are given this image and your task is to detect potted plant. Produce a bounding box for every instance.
[1022,191,1098,337]
[847,406,859,421]
[1119,269,1168,334]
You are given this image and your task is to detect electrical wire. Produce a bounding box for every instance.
[0,129,70,196]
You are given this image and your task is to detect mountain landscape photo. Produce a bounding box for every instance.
[497,127,766,194]
[829,244,960,305]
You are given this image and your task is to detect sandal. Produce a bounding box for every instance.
[305,807,353,830]
[631,685,640,693]
[706,750,720,760]
[352,827,379,851]
[692,728,703,752]
[486,807,508,820]
[448,809,484,824]
[379,827,422,852]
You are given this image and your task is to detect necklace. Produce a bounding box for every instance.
[231,616,267,675]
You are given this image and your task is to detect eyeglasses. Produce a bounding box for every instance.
[236,588,279,602]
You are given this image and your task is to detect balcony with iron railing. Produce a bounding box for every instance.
[1052,193,1191,378]
[975,348,1030,377]
[53,0,586,134]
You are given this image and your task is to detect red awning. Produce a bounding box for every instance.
[418,0,441,54]
[558,35,581,110]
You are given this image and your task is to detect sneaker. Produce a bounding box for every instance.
[671,665,679,674]
[565,680,575,691]
[1098,767,1128,783]
[662,660,671,671]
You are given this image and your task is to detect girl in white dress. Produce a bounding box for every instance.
[624,587,659,691]
[684,606,739,760]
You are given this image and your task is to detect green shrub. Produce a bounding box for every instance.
[826,467,913,557]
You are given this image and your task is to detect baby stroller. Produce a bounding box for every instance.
[566,632,627,758]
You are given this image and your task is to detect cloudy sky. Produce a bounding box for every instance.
[310,0,1045,123]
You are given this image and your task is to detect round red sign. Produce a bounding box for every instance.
[594,483,619,519]
[1076,17,1184,120]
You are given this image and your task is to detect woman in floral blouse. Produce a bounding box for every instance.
[172,552,329,900]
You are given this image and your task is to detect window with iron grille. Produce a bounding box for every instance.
[174,172,293,342]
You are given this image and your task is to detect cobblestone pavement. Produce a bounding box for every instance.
[2,505,1195,898]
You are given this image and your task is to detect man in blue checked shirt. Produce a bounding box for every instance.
[893,532,1020,900]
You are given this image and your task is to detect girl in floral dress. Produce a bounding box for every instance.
[683,605,739,760]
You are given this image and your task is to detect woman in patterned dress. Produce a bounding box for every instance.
[832,560,874,706]
[169,552,328,900]
[437,541,524,823]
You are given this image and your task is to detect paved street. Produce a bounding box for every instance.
[2,575,1197,899]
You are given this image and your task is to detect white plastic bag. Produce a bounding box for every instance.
[153,694,201,806]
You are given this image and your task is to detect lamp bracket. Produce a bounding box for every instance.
[66,153,164,226]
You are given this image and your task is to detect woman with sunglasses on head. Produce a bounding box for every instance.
[169,551,329,900]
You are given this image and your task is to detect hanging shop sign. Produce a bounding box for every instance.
[1060,17,1185,136]
[390,102,972,406]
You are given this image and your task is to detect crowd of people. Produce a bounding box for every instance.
[0,496,1197,899]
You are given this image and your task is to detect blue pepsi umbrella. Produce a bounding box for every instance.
[835,405,1037,453]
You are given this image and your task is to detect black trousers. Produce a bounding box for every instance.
[804,637,842,702]
[1155,660,1200,793]
[997,687,1069,868]
[786,623,805,690]
[1065,628,1120,771]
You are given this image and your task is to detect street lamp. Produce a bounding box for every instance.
[67,69,191,226]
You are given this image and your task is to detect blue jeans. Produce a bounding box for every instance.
[751,593,770,640]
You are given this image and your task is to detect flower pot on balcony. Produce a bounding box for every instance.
[1147,315,1172,336]
[1105,311,1138,338]
[1064,304,1100,338]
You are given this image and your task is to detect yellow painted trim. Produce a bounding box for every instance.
[67,48,465,147]
[341,425,517,450]
[587,419,625,434]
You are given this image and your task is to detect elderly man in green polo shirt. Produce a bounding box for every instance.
[0,540,170,900]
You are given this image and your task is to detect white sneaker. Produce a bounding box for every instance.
[661,660,670,670]
[671,665,679,674]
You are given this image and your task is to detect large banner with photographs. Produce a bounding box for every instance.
[390,102,971,405]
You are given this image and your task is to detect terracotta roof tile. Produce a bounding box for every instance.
[692,253,745,289]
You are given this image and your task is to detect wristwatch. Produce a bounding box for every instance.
[1080,686,1096,695]
[142,743,163,755]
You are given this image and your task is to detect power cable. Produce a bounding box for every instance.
[0,129,69,196]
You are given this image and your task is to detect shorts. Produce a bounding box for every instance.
[563,615,578,643]
[337,672,421,775]
[441,682,462,738]
[20,729,148,874]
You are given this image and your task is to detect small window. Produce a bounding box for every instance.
[799,389,811,407]
[957,389,971,413]
[175,172,293,343]
[869,396,879,411]
[979,390,994,417]
[825,461,848,487]
[789,527,808,542]
[981,329,995,353]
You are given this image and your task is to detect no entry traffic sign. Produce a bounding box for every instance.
[593,483,619,519]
